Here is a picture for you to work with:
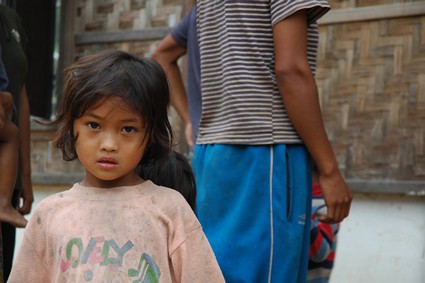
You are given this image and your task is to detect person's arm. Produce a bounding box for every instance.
[170,227,225,282]
[17,84,33,215]
[0,91,13,128]
[273,10,352,224]
[153,35,194,147]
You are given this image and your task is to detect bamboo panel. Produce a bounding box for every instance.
[75,0,183,33]
[317,16,425,180]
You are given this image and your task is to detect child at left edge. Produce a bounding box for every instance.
[0,53,27,228]
[8,49,225,283]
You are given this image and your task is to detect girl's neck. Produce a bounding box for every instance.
[80,175,145,188]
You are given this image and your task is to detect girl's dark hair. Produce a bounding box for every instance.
[51,49,172,166]
[138,150,197,212]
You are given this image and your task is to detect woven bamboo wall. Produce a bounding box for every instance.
[317,0,425,184]
[74,0,185,56]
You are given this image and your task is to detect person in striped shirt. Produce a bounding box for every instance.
[193,1,352,282]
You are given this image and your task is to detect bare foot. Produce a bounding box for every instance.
[0,206,28,228]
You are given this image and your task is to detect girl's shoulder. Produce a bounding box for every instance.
[143,181,197,218]
[33,187,75,208]
[142,180,186,200]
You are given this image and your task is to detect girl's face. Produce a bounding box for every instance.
[73,97,148,188]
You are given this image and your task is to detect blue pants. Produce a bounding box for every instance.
[193,144,312,283]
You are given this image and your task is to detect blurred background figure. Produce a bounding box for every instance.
[0,88,27,228]
[0,4,34,281]
[153,5,200,148]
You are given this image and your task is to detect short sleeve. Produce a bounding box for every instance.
[170,228,225,282]
[271,0,330,26]
[8,219,49,282]
[164,191,225,281]
[16,12,28,48]
[171,7,196,48]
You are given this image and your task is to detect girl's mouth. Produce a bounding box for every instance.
[97,157,118,169]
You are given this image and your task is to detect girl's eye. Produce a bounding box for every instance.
[122,126,136,134]
[87,122,100,129]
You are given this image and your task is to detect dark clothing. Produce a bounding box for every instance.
[0,4,28,108]
[1,191,18,281]
[0,45,8,90]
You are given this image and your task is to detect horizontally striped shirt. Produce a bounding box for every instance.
[196,0,330,145]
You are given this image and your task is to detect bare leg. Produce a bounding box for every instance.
[0,121,27,228]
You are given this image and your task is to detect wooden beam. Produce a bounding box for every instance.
[319,2,425,25]
[56,0,76,111]
[75,27,170,45]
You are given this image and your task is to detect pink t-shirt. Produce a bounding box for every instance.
[9,181,224,282]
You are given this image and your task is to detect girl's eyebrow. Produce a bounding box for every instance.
[120,117,141,123]
[85,112,141,123]
[85,113,103,119]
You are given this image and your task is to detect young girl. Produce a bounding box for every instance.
[8,49,224,282]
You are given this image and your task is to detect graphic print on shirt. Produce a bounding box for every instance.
[59,236,161,282]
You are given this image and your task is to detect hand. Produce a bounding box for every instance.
[185,122,194,148]
[17,174,34,215]
[317,172,352,224]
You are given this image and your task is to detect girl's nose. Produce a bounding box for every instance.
[100,132,119,151]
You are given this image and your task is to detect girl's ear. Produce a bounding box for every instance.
[68,122,78,144]
[139,142,154,166]
[69,123,76,141]
[141,130,151,152]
